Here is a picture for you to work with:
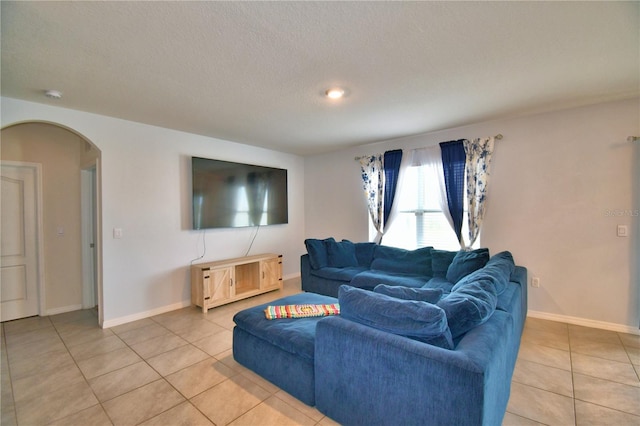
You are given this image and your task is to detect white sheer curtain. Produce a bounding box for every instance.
[408,146,455,233]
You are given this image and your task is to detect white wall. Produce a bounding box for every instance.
[1,97,306,327]
[305,98,640,332]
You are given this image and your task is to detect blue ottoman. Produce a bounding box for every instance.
[232,293,338,406]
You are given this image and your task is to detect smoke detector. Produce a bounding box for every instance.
[44,90,63,100]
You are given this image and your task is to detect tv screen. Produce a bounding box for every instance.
[192,157,288,229]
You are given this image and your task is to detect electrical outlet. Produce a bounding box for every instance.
[531,277,540,288]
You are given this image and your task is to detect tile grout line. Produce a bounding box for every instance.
[50,312,118,426]
[106,311,240,425]
[568,328,577,426]
[100,318,190,424]
[1,322,19,426]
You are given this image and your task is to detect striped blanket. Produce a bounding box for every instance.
[264,303,340,320]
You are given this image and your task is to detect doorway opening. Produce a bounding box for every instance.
[0,122,103,326]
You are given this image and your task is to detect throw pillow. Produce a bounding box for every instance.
[339,285,454,350]
[374,284,444,303]
[304,237,335,269]
[445,248,490,283]
[327,240,359,268]
[436,278,497,339]
[431,249,458,278]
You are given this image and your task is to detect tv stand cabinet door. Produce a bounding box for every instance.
[260,255,283,291]
[207,267,233,307]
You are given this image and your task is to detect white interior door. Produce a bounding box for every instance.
[1,163,41,321]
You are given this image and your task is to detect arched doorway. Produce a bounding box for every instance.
[1,122,103,326]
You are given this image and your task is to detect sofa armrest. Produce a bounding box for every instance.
[301,253,311,272]
[315,311,515,426]
[300,254,312,291]
[513,265,528,325]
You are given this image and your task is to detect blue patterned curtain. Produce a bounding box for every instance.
[383,150,403,228]
[359,154,384,242]
[440,140,467,248]
[359,150,404,244]
[464,137,495,248]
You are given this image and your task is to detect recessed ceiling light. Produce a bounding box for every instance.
[325,88,345,99]
[44,89,62,100]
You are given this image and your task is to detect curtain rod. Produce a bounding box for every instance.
[354,134,503,161]
[628,136,639,142]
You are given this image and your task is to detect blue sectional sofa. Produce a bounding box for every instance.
[301,238,500,297]
[233,240,527,425]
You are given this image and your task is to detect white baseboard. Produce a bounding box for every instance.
[283,272,301,281]
[45,304,83,316]
[101,274,302,329]
[528,310,640,335]
[101,300,191,329]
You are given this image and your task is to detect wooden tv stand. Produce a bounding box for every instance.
[191,253,283,313]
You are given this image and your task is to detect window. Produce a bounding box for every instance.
[379,164,478,250]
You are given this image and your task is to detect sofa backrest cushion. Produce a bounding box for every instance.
[431,249,458,278]
[326,240,359,267]
[351,241,377,268]
[436,278,497,340]
[339,285,454,349]
[445,248,490,283]
[304,238,335,269]
[371,246,434,277]
[485,251,516,277]
[373,284,444,303]
[451,251,515,295]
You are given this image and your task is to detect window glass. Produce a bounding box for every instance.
[380,165,477,250]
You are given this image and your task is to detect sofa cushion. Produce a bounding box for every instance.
[371,245,434,277]
[486,251,516,275]
[310,266,368,282]
[496,281,519,313]
[446,248,490,283]
[374,284,444,303]
[436,278,497,340]
[350,270,428,290]
[339,285,454,349]
[423,277,455,293]
[233,293,337,361]
[431,249,458,278]
[304,238,335,269]
[483,251,516,295]
[350,241,377,267]
[327,240,359,268]
[451,251,515,295]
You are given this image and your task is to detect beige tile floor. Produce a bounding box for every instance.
[1,278,639,425]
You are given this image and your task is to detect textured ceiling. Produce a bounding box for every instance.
[2,1,638,155]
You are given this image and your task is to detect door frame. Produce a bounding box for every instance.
[80,159,104,326]
[81,166,96,310]
[1,161,46,317]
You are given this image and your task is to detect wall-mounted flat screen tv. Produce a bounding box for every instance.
[192,157,288,229]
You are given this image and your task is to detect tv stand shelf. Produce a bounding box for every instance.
[191,253,283,313]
